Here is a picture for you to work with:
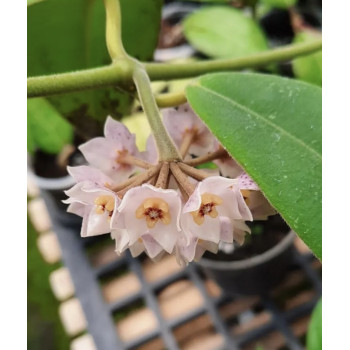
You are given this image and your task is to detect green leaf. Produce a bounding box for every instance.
[307,299,322,350]
[120,0,163,61]
[28,98,74,154]
[260,0,296,9]
[183,6,268,59]
[28,0,162,138]
[186,73,321,259]
[293,31,322,86]
[27,0,45,6]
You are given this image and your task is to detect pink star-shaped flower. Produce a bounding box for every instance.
[163,103,215,156]
[113,184,182,254]
[181,176,252,246]
[79,116,141,182]
[64,165,120,237]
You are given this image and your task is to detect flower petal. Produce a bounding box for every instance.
[141,135,158,164]
[237,172,260,190]
[67,202,85,217]
[111,228,129,254]
[79,137,121,176]
[85,209,112,236]
[67,165,113,186]
[129,240,145,257]
[163,103,214,155]
[142,234,164,259]
[219,217,234,243]
[104,116,137,153]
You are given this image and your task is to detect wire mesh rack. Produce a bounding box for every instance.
[42,190,322,350]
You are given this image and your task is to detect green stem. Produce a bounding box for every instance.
[27,64,132,97]
[103,0,180,161]
[132,64,181,161]
[103,0,128,60]
[155,91,187,108]
[145,39,322,80]
[27,39,322,98]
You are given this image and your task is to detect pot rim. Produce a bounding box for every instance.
[197,230,296,270]
[27,167,75,190]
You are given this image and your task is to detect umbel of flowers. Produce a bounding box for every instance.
[64,104,275,265]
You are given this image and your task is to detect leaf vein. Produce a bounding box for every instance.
[195,84,322,161]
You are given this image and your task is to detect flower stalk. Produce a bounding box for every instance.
[117,154,153,169]
[185,148,228,166]
[155,162,170,188]
[117,164,161,197]
[169,163,196,197]
[132,65,182,161]
[179,131,196,158]
[178,163,212,181]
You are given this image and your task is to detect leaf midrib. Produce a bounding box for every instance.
[194,84,322,161]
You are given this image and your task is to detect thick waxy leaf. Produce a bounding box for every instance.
[307,299,322,350]
[186,73,321,259]
[28,98,73,154]
[183,7,268,59]
[293,31,322,86]
[28,0,162,138]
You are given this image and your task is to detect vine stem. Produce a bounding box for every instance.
[103,0,128,60]
[155,91,187,108]
[103,0,181,161]
[132,64,181,161]
[27,39,322,98]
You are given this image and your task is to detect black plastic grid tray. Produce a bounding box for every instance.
[42,191,322,350]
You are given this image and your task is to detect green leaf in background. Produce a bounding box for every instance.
[28,98,73,154]
[120,0,163,61]
[307,299,322,350]
[27,0,45,6]
[183,7,268,59]
[28,0,162,138]
[186,73,321,259]
[293,30,322,86]
[260,0,296,9]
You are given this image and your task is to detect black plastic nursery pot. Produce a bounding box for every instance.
[154,2,197,62]
[28,151,82,227]
[197,226,296,297]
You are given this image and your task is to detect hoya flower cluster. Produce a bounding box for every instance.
[64,104,275,265]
